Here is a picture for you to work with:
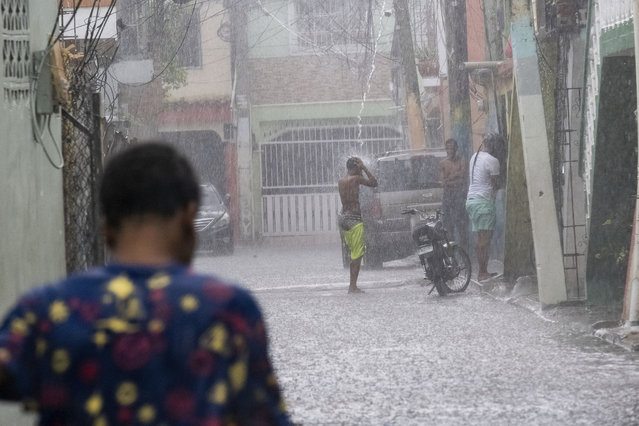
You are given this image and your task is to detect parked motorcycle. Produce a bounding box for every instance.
[401,208,472,296]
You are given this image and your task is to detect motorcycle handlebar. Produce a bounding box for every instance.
[401,207,441,221]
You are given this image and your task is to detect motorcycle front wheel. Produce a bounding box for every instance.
[442,246,472,293]
[424,257,449,296]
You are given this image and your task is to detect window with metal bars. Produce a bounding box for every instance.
[293,0,370,51]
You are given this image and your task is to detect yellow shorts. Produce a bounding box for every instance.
[343,222,365,260]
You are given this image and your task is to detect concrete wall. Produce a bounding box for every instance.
[582,4,633,224]
[167,1,232,102]
[0,3,65,423]
[503,92,535,281]
[586,56,637,303]
[247,0,395,58]
[249,55,394,105]
[580,4,634,304]
[0,2,66,304]
[0,107,65,312]
[246,1,395,106]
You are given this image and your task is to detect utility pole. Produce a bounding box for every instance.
[511,0,567,307]
[443,0,472,159]
[229,0,255,242]
[481,0,506,136]
[394,0,426,149]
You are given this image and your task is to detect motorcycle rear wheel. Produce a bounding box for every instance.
[442,246,472,293]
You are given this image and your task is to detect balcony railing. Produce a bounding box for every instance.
[599,0,632,31]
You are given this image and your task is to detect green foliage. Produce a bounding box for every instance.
[147,0,195,90]
[594,201,634,267]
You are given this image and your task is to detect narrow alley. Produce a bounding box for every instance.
[195,243,639,425]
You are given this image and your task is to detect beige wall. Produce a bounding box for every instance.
[249,54,393,105]
[167,1,232,103]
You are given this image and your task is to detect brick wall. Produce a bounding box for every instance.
[249,54,394,105]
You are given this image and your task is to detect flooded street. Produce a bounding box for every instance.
[195,242,639,425]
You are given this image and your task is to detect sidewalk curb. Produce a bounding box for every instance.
[472,276,639,352]
[593,325,639,351]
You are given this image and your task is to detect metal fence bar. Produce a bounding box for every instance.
[262,192,347,236]
[305,195,313,232]
[62,90,103,273]
[260,119,405,235]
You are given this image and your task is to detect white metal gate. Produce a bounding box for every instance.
[261,118,404,236]
[263,192,341,235]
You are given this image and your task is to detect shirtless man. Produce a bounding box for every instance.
[439,138,469,250]
[338,157,378,293]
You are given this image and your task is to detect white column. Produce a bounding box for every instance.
[511,0,568,307]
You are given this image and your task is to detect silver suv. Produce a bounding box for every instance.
[341,148,446,268]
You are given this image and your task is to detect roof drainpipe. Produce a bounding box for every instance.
[578,0,594,176]
[624,0,639,329]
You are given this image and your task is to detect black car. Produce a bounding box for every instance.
[195,184,234,254]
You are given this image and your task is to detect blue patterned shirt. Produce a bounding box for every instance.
[0,263,291,425]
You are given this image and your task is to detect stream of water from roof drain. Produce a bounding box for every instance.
[357,0,388,148]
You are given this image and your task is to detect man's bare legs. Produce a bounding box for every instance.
[348,256,364,293]
[476,230,494,281]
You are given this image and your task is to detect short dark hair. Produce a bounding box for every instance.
[445,138,458,148]
[482,132,504,153]
[99,141,200,229]
[346,157,358,171]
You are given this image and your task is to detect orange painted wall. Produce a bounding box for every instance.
[466,0,487,62]
[466,0,489,151]
[437,0,490,151]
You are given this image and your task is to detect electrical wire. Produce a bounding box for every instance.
[114,0,200,88]
[30,0,71,169]
[30,0,113,169]
[30,62,64,169]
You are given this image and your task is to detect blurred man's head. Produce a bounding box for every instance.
[482,133,503,155]
[346,157,363,176]
[346,157,358,172]
[445,139,458,159]
[99,142,200,264]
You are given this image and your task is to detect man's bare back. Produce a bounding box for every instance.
[338,157,377,215]
[338,157,377,294]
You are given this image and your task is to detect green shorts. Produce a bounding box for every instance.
[465,198,496,231]
[342,222,365,260]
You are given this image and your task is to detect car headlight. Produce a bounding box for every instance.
[212,212,230,229]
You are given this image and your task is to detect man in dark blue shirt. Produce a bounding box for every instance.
[0,142,292,425]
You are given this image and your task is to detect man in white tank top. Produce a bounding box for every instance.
[465,134,502,282]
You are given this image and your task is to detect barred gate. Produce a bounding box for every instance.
[261,118,404,236]
[263,192,341,235]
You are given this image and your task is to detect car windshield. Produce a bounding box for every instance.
[200,186,224,209]
[377,155,442,191]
